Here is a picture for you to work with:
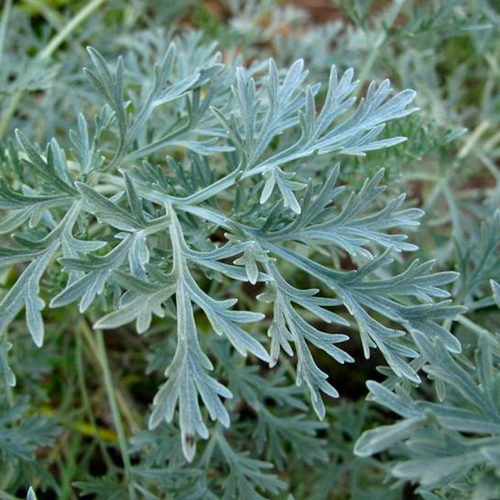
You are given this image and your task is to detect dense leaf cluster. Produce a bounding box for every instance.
[0,0,499,499]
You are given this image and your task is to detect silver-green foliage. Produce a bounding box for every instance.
[0,41,462,465]
[355,211,500,499]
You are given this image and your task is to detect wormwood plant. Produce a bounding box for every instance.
[0,41,446,448]
[1,0,499,499]
[355,209,500,500]
[1,36,462,493]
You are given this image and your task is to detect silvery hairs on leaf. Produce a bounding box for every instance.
[0,43,463,462]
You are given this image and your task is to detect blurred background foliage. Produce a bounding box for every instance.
[0,0,500,499]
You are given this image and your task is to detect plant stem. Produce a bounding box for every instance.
[76,327,115,471]
[39,0,106,60]
[456,315,500,352]
[358,0,405,84]
[0,0,12,73]
[94,327,136,500]
[0,0,106,140]
[0,490,22,500]
[0,465,14,493]
[79,318,139,429]
[4,377,13,407]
